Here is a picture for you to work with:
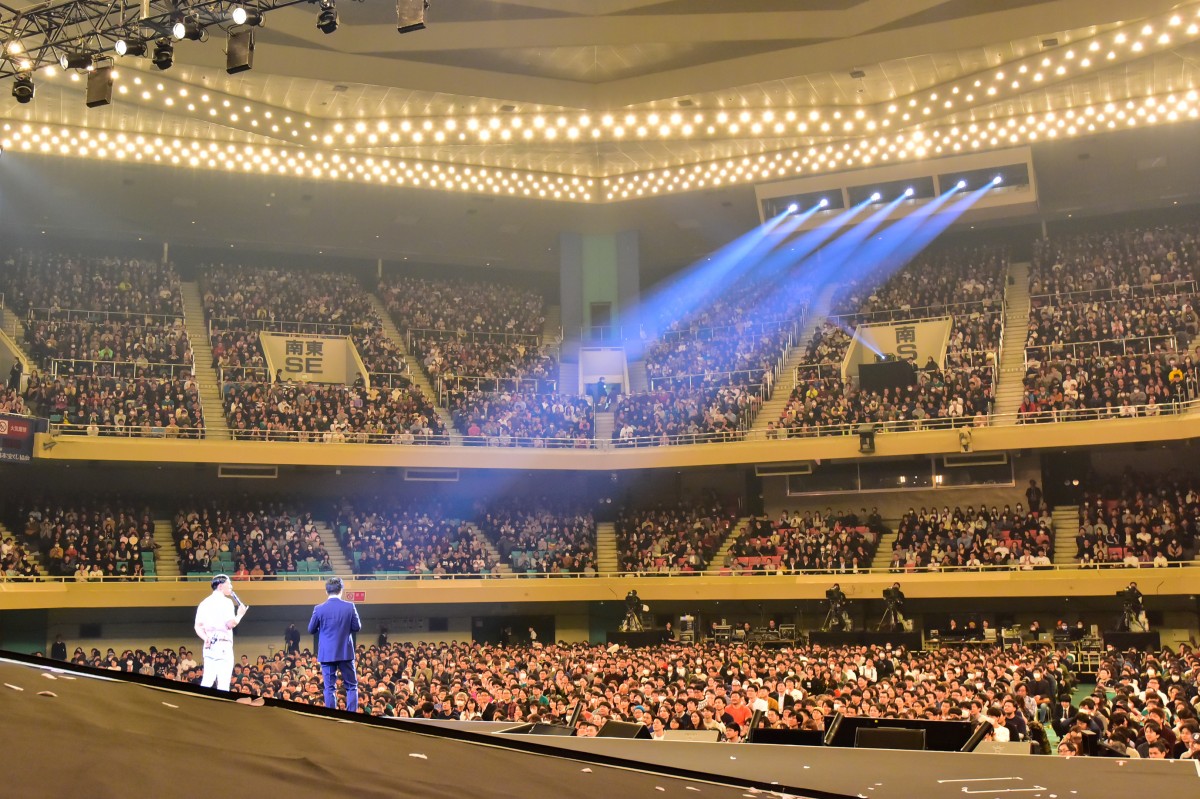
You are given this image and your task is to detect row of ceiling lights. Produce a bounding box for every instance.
[0,121,594,200]
[2,89,1195,203]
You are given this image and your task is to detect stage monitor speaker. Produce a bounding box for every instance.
[597,720,652,739]
[855,726,925,751]
[822,711,844,747]
[566,702,584,729]
[525,723,576,736]
[960,720,993,752]
[748,728,825,746]
[662,729,721,743]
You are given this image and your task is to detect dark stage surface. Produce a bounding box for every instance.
[2,655,1197,799]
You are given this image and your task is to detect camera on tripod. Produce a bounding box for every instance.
[825,588,843,603]
[883,587,902,602]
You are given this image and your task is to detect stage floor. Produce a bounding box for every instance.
[2,654,1196,799]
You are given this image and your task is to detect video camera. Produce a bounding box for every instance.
[883,587,902,602]
[825,588,844,602]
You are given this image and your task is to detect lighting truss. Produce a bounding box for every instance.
[0,0,313,79]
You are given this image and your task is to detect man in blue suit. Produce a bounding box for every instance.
[308,576,362,712]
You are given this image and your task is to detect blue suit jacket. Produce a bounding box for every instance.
[307,596,362,663]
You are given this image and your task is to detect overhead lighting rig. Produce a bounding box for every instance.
[0,1,429,84]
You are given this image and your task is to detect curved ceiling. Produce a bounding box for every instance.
[1,0,1200,203]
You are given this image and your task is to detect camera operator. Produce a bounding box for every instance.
[882,582,906,630]
[824,583,850,631]
[1120,581,1148,631]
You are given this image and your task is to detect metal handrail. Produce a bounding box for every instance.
[648,368,772,390]
[659,314,805,343]
[50,423,206,438]
[1028,279,1198,305]
[436,374,559,402]
[207,317,374,336]
[50,358,194,379]
[6,558,1197,583]
[1024,335,1187,362]
[829,298,1003,326]
[27,307,184,324]
[407,327,543,345]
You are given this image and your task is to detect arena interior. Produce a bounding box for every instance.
[2,1,1200,796]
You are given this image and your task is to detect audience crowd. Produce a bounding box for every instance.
[1021,223,1200,423]
[611,385,761,445]
[615,501,736,574]
[729,509,882,573]
[2,250,182,317]
[173,501,333,578]
[12,499,157,580]
[223,378,445,443]
[889,502,1054,572]
[447,389,593,446]
[1074,473,1199,567]
[335,504,496,576]
[63,637,1200,755]
[477,503,597,574]
[22,372,204,436]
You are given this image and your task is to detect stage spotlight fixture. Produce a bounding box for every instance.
[226,30,255,74]
[786,203,799,214]
[956,179,967,190]
[904,187,915,197]
[819,198,829,208]
[11,74,33,104]
[232,7,265,26]
[317,0,339,34]
[152,39,174,70]
[173,16,203,41]
[60,52,91,71]
[115,39,148,57]
[870,192,882,202]
[992,175,1003,185]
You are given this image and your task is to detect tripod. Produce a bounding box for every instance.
[876,602,904,632]
[620,607,644,632]
[821,603,851,632]
[1118,603,1148,632]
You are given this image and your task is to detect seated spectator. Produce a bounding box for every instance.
[887,502,1053,572]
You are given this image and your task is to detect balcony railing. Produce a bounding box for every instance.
[27,306,184,324]
[6,558,1196,583]
[45,397,1200,445]
[1024,334,1189,363]
[51,358,195,379]
[1028,279,1198,306]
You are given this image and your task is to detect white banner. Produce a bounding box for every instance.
[843,317,952,379]
[259,333,367,385]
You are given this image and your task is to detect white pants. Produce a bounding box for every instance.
[201,649,234,691]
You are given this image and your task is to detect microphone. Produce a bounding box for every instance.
[230,589,250,612]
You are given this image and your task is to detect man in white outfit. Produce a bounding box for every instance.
[194,574,248,691]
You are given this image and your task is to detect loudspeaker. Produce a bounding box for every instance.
[225,30,254,74]
[86,66,113,108]
[854,726,925,750]
[597,720,651,739]
[747,728,825,746]
[524,723,575,736]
